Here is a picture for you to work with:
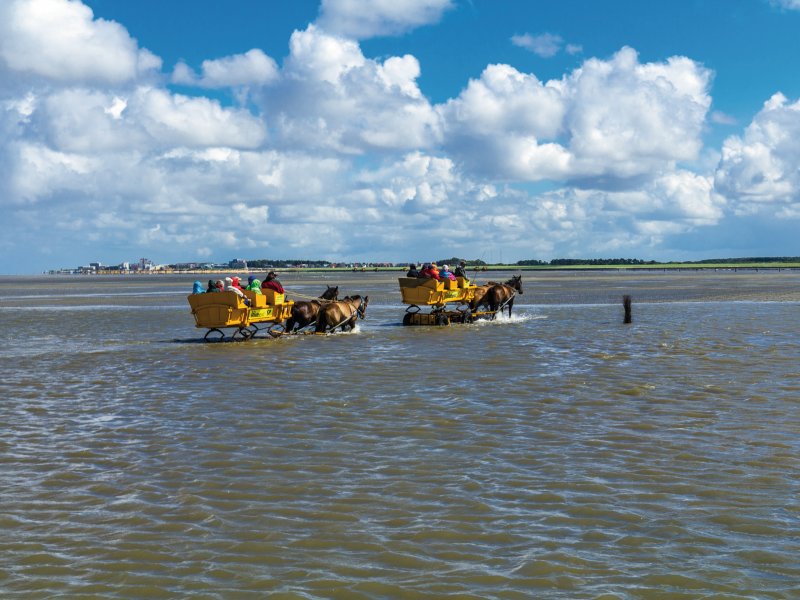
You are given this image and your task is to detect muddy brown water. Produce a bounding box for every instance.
[1,271,799,598]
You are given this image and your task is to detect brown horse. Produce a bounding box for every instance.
[315,295,369,333]
[285,285,339,332]
[470,275,523,318]
[469,284,493,312]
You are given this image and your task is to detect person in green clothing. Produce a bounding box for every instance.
[245,275,262,294]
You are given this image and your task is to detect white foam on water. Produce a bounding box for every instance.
[334,323,364,335]
[471,311,541,326]
[82,414,119,426]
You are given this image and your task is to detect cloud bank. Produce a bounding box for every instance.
[0,0,797,271]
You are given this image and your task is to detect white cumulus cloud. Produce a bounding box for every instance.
[440,47,712,184]
[714,92,800,215]
[316,0,453,39]
[0,0,160,84]
[266,25,440,152]
[172,49,279,88]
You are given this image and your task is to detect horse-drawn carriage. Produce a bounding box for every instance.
[188,289,294,341]
[188,285,368,340]
[399,275,522,325]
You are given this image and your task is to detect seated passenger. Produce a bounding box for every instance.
[192,281,204,294]
[454,261,469,281]
[230,276,244,291]
[224,277,250,305]
[261,271,285,294]
[245,275,262,294]
[440,265,457,281]
[430,262,441,280]
[212,280,224,292]
[419,263,441,281]
[206,279,217,292]
[406,263,419,277]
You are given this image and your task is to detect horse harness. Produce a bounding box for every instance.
[327,297,366,331]
[496,285,516,312]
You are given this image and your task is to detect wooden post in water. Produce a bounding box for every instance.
[623,295,632,324]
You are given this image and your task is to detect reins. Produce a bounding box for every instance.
[496,289,516,312]
[286,290,337,304]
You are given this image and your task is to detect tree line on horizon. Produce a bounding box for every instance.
[438,256,800,267]
[239,256,800,269]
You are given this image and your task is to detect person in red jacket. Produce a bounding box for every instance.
[430,262,440,280]
[419,263,441,280]
[261,271,285,294]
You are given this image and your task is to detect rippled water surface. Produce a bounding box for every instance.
[1,271,799,598]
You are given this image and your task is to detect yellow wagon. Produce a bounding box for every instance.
[188,290,294,341]
[399,277,493,325]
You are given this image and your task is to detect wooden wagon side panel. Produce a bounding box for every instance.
[188,292,249,328]
[399,277,445,306]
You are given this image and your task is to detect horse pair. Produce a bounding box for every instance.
[284,285,369,333]
[469,275,523,318]
[285,285,338,332]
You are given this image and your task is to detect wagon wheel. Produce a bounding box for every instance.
[402,313,414,326]
[435,313,450,326]
[232,327,252,341]
[456,304,473,323]
[203,328,226,342]
[267,323,285,338]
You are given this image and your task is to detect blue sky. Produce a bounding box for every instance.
[2,0,800,273]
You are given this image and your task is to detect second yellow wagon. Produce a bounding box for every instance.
[399,277,494,325]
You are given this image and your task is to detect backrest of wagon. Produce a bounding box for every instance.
[243,290,293,323]
[398,277,476,307]
[188,291,250,328]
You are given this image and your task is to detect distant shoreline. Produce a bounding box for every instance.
[44,262,800,275]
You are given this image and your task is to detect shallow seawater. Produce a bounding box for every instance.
[1,272,799,598]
